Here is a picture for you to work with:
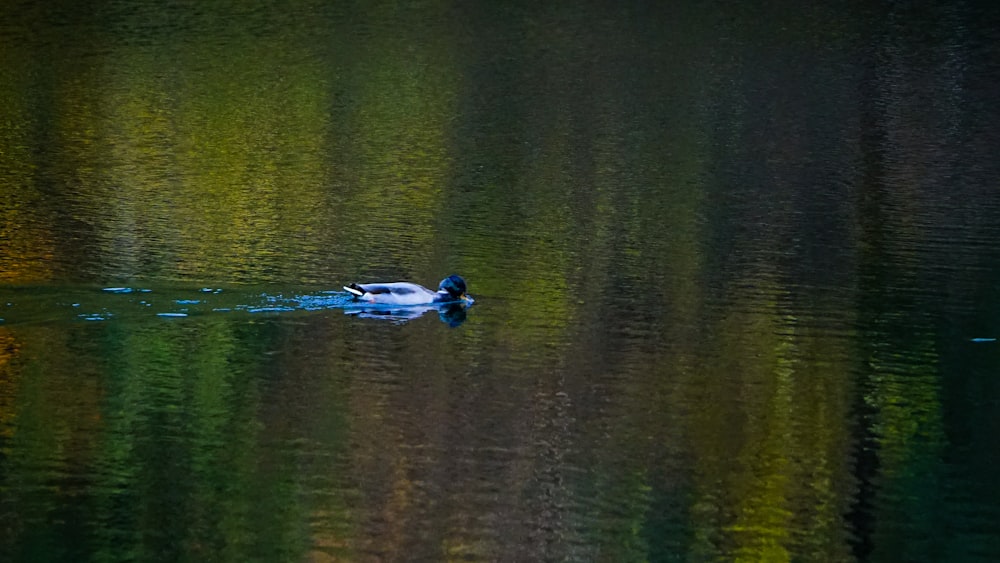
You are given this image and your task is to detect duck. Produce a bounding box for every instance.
[343,274,473,306]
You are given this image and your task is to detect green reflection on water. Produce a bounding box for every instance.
[1,0,1000,561]
[0,318,357,561]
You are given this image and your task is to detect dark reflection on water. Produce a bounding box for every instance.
[3,0,1000,561]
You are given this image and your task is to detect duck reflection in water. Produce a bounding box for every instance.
[342,275,473,326]
[343,301,470,326]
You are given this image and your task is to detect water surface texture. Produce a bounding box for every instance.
[2,2,1000,561]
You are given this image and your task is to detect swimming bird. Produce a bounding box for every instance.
[343,275,472,306]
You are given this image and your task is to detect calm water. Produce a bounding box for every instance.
[3,2,1000,561]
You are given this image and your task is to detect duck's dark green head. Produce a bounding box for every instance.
[438,275,467,299]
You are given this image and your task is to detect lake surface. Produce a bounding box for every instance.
[2,2,1000,561]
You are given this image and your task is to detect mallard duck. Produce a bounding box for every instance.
[343,274,473,306]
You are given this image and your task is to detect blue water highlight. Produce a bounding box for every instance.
[0,287,472,326]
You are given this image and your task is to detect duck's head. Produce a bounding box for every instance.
[438,274,470,301]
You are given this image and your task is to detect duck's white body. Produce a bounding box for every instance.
[344,275,473,306]
[343,282,441,305]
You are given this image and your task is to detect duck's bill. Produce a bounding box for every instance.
[463,294,475,304]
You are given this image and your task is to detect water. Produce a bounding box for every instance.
[2,1,1000,561]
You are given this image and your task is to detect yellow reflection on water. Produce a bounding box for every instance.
[0,59,56,283]
[685,278,856,561]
